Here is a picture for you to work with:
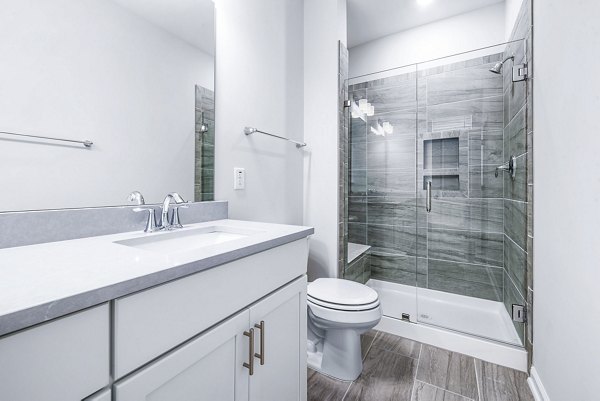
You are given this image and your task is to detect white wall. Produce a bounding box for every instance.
[533,1,600,400]
[0,0,213,211]
[214,0,304,225]
[348,3,505,78]
[504,0,524,40]
[303,0,346,280]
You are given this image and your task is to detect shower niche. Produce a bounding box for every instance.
[421,132,464,194]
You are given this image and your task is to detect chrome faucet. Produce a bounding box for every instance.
[160,192,188,230]
[129,191,161,233]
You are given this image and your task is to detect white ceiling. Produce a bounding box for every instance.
[347,0,505,48]
[111,0,215,55]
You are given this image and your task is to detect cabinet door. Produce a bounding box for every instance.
[115,310,251,401]
[249,276,307,401]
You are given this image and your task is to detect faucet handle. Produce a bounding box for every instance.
[128,191,146,205]
[169,203,189,229]
[133,207,160,233]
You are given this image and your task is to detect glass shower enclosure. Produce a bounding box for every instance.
[346,41,530,347]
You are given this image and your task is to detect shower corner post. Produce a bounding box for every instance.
[337,40,350,279]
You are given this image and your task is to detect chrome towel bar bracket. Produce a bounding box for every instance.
[244,126,306,148]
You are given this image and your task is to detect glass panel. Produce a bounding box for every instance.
[347,64,419,322]
[416,42,526,346]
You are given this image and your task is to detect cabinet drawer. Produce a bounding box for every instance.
[0,304,109,401]
[114,238,308,378]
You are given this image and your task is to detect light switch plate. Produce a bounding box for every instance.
[234,168,245,190]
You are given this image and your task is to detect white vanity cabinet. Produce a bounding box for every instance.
[0,304,109,401]
[0,233,310,401]
[114,276,307,401]
[113,239,308,379]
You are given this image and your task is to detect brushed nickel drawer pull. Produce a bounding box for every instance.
[254,321,265,365]
[243,328,255,375]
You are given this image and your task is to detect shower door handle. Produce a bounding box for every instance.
[426,181,432,213]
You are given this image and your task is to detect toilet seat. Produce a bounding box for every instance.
[307,279,382,324]
[307,295,380,311]
[307,278,379,309]
[307,300,382,325]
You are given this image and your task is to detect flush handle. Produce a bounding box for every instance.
[243,328,255,375]
[254,321,265,365]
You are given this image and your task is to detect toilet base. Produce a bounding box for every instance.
[308,328,364,381]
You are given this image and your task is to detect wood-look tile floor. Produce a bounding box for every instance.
[308,330,534,401]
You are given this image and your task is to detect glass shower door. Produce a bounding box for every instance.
[347,64,420,323]
[416,43,527,347]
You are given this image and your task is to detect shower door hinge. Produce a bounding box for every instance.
[512,304,527,323]
[343,100,351,108]
[512,64,528,82]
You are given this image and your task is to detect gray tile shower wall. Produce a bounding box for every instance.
[0,201,228,249]
[348,52,506,303]
[502,0,533,347]
[195,85,215,202]
[345,251,371,284]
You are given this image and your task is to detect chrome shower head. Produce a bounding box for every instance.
[489,55,514,74]
[489,62,503,74]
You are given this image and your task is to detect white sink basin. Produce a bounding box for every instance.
[115,226,260,254]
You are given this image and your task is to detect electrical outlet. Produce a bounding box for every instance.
[234,168,245,190]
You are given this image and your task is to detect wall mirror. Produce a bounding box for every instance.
[0,0,215,212]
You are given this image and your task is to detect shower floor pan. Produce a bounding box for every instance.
[367,279,527,371]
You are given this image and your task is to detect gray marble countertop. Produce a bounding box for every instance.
[0,219,313,337]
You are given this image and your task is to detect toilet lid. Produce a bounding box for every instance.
[307,278,379,307]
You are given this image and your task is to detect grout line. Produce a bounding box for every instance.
[505,198,528,205]
[363,331,379,361]
[504,263,527,302]
[415,343,422,378]
[426,93,504,108]
[504,232,527,254]
[474,359,483,401]
[409,344,423,401]
[341,381,353,401]
[414,380,476,401]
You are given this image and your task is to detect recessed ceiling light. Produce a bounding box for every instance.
[417,0,433,6]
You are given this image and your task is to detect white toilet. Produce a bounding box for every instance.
[306,278,382,381]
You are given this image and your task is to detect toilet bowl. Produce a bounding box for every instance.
[307,278,382,381]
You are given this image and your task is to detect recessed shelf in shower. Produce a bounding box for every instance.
[423,137,459,170]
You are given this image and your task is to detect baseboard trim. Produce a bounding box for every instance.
[528,367,550,401]
[375,315,528,372]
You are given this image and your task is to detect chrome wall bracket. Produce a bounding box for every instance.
[512,64,528,82]
[512,304,527,323]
